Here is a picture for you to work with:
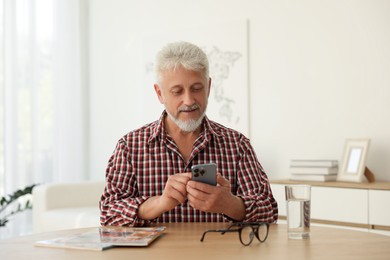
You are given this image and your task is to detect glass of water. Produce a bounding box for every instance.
[285,185,311,239]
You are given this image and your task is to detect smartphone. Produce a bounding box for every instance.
[191,163,217,186]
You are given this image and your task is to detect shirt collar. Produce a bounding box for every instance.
[148,111,167,143]
[148,110,224,144]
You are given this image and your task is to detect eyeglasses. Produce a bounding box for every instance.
[200,222,269,246]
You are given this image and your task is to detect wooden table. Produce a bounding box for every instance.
[1,223,390,260]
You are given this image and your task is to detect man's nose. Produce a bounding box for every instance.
[183,91,195,105]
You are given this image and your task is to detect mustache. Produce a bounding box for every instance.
[179,104,199,112]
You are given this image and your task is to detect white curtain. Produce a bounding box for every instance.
[0,0,89,197]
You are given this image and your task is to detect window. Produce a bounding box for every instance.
[0,0,88,197]
[0,0,54,195]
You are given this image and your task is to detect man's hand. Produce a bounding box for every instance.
[138,172,191,220]
[186,173,245,221]
[160,172,191,211]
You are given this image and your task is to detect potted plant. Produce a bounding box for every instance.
[0,184,37,227]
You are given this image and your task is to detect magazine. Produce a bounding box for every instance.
[34,226,166,251]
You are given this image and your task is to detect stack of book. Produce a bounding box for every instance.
[289,160,339,182]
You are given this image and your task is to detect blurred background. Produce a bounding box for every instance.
[0,0,389,236]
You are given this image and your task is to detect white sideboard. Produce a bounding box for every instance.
[369,189,390,228]
[271,180,390,230]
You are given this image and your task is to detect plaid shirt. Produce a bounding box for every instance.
[100,111,278,226]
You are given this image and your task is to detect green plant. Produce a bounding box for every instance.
[0,184,37,227]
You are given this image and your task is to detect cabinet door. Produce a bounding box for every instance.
[270,184,286,216]
[311,187,368,225]
[369,190,390,226]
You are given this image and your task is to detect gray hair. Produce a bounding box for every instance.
[155,41,209,84]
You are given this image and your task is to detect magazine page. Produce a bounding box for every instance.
[99,226,166,247]
[34,230,112,251]
[34,226,166,251]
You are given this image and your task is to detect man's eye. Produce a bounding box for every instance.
[172,90,182,95]
[192,86,203,92]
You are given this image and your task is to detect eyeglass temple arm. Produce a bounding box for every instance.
[200,229,238,242]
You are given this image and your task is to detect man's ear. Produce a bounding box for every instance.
[154,84,165,104]
[207,77,212,97]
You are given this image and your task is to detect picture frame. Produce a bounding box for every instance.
[337,138,370,182]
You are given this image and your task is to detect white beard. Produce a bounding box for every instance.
[164,102,207,132]
[166,111,206,132]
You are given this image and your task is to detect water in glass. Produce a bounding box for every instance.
[286,198,310,239]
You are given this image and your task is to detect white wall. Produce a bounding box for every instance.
[88,0,390,181]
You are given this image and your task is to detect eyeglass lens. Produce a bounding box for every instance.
[240,225,255,245]
[239,224,268,245]
[257,224,268,242]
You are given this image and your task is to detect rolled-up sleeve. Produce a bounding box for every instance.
[99,140,150,227]
[235,139,278,223]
